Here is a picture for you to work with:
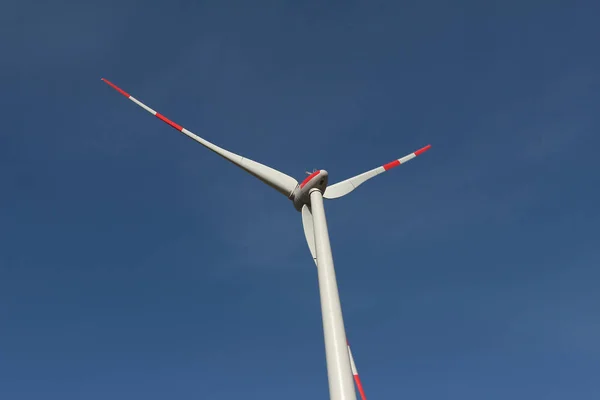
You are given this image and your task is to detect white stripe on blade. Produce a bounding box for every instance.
[129,96,157,115]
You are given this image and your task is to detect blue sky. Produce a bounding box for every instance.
[2,1,599,399]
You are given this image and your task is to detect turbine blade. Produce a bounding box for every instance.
[101,78,299,198]
[347,341,367,400]
[301,204,317,266]
[323,144,431,199]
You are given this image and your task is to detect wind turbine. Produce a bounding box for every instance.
[101,78,431,400]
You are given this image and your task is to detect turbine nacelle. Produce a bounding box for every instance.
[292,169,328,211]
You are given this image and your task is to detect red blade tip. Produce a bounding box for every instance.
[101,78,130,98]
[414,144,431,156]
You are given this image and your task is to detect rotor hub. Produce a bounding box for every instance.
[292,169,328,211]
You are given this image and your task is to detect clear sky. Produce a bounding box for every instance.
[2,1,599,399]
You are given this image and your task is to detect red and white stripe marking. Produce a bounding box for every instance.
[382,144,431,171]
[101,78,187,133]
[347,341,367,400]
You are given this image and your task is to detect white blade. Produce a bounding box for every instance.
[101,78,299,198]
[301,204,317,266]
[323,144,431,199]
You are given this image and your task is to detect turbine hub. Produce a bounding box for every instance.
[292,169,328,211]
